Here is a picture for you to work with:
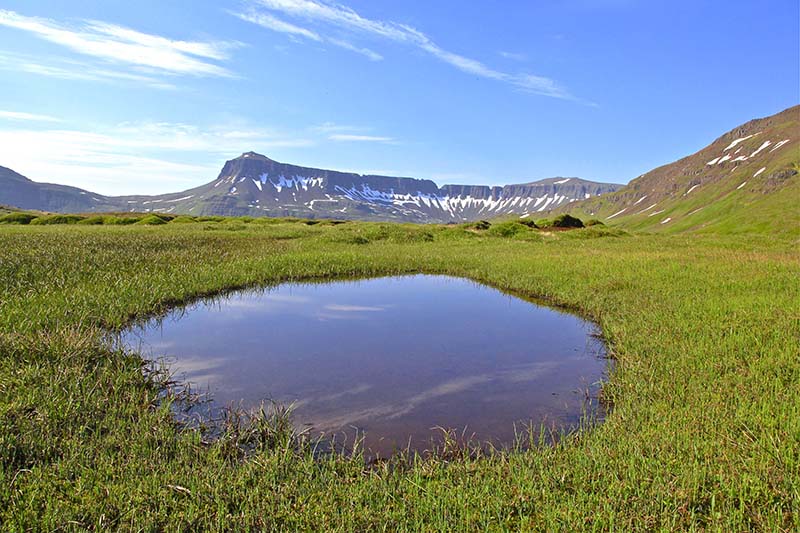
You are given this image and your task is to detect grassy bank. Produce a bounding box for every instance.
[0,220,798,530]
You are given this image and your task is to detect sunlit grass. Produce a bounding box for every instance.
[0,220,797,530]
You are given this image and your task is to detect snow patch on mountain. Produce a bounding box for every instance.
[750,141,772,158]
[724,133,758,151]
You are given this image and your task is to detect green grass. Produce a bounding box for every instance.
[0,220,797,530]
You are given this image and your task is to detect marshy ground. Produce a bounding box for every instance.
[0,218,797,530]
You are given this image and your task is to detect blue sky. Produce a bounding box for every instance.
[0,0,797,195]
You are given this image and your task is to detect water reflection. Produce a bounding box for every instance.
[122,275,607,455]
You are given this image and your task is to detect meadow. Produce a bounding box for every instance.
[0,218,797,531]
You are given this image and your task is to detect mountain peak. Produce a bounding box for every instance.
[237,151,274,162]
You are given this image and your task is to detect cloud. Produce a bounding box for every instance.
[499,51,527,61]
[234,7,382,61]
[0,110,61,122]
[303,361,560,430]
[0,122,313,195]
[324,304,385,312]
[311,122,367,133]
[328,134,394,143]
[0,51,178,89]
[233,10,322,41]
[0,9,239,78]
[310,123,397,144]
[326,38,382,61]
[237,0,571,98]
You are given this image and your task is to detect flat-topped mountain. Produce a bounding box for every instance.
[559,105,799,233]
[0,153,622,223]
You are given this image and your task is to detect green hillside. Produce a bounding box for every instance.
[561,105,799,235]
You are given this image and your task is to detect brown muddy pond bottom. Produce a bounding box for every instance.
[122,275,607,456]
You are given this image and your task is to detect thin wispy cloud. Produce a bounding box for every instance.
[329,134,394,143]
[499,51,527,61]
[311,123,397,143]
[324,304,385,312]
[234,7,382,61]
[0,9,240,78]
[0,51,178,89]
[311,122,367,133]
[233,10,322,42]
[327,38,383,61]
[0,110,61,122]
[236,0,571,98]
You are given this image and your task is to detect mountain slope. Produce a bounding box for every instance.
[561,105,799,233]
[0,154,622,223]
[0,166,120,213]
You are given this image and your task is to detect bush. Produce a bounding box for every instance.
[462,220,491,231]
[519,219,538,228]
[134,215,168,225]
[0,212,38,225]
[77,215,109,225]
[585,219,605,227]
[551,214,584,228]
[29,214,85,225]
[195,216,226,222]
[169,216,197,224]
[105,216,141,225]
[537,214,585,229]
[487,221,531,237]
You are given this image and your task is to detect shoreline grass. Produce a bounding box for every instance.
[1,220,798,530]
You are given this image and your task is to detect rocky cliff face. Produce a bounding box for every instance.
[118,152,620,222]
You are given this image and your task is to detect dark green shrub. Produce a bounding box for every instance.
[461,220,491,231]
[550,214,584,228]
[519,219,538,228]
[0,212,37,225]
[29,214,85,225]
[169,216,197,224]
[105,216,140,225]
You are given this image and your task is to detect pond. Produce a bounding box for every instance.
[121,275,607,456]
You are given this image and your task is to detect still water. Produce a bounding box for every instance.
[122,275,607,455]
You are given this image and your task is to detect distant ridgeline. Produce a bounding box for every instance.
[3,104,796,228]
[0,155,621,223]
[559,104,799,233]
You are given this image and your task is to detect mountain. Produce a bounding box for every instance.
[560,105,799,233]
[0,166,120,213]
[0,154,622,223]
